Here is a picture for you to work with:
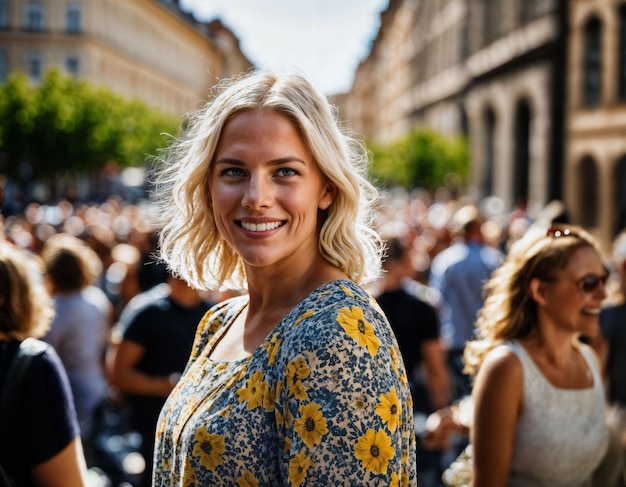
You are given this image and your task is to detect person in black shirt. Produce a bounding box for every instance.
[375,236,451,487]
[107,271,213,487]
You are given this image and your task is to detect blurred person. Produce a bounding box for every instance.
[464,224,610,486]
[375,236,451,487]
[40,234,112,441]
[0,241,88,486]
[107,271,214,487]
[429,205,503,400]
[149,69,417,485]
[598,229,626,485]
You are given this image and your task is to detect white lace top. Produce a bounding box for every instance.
[504,340,608,487]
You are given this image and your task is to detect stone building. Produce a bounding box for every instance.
[339,0,626,249]
[0,0,253,116]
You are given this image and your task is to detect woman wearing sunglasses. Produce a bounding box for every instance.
[464,224,610,487]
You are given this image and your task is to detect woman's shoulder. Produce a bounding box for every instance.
[289,280,385,328]
[273,280,395,358]
[478,342,524,385]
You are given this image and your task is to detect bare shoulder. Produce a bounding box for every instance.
[474,345,523,396]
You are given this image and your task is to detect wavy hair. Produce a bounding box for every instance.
[463,224,601,376]
[149,68,383,290]
[0,242,54,340]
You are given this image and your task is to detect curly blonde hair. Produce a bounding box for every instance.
[150,68,383,290]
[0,242,54,340]
[463,224,602,376]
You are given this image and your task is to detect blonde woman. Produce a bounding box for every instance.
[465,225,609,487]
[0,241,87,486]
[149,69,417,486]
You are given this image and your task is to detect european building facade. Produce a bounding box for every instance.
[337,0,626,250]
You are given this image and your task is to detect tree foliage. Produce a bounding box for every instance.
[369,128,469,192]
[0,69,180,179]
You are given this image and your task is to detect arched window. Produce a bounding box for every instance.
[617,3,626,101]
[484,0,499,46]
[579,156,599,227]
[27,51,42,82]
[66,3,82,33]
[514,99,531,207]
[0,1,8,29]
[25,1,45,31]
[583,16,602,107]
[614,155,626,235]
[482,107,495,197]
[0,51,6,83]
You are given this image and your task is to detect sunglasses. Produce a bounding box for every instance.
[576,272,609,293]
[541,272,608,293]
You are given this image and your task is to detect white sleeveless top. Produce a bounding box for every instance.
[503,340,608,487]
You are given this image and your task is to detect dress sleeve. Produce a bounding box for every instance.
[275,297,417,486]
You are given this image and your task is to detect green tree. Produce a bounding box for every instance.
[0,69,179,179]
[369,128,469,192]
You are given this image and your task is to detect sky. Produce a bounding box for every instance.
[179,0,390,95]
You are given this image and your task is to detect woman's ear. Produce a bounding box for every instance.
[319,183,338,211]
[528,277,548,306]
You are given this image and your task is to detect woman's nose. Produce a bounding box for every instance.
[242,174,272,209]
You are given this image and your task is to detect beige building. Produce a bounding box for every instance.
[340,0,626,249]
[566,0,626,242]
[0,0,253,116]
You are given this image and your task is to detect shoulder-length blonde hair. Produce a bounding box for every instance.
[464,224,602,376]
[0,242,54,340]
[150,68,383,290]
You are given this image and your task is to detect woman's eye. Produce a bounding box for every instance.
[276,167,297,177]
[223,167,245,177]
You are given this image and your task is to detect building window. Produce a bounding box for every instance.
[66,3,82,33]
[582,16,602,107]
[615,155,626,235]
[0,51,6,83]
[65,55,79,76]
[520,0,536,24]
[482,108,495,197]
[514,99,531,207]
[618,4,626,101]
[579,156,599,227]
[27,51,42,82]
[0,1,9,29]
[484,0,499,46]
[25,2,45,31]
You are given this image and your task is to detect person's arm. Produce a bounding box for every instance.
[109,339,174,397]
[471,348,523,487]
[421,337,451,410]
[31,437,87,487]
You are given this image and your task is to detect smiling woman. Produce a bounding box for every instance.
[462,223,612,487]
[148,68,417,486]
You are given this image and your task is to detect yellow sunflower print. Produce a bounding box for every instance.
[192,427,225,471]
[294,401,329,447]
[286,357,310,400]
[182,456,196,487]
[294,309,314,327]
[237,370,268,410]
[337,306,380,355]
[237,470,260,487]
[354,429,395,475]
[375,388,402,432]
[288,449,312,487]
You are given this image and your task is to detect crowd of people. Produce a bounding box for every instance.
[0,68,624,487]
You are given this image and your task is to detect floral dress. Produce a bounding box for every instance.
[153,280,417,486]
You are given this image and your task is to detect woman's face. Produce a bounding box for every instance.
[537,246,607,335]
[209,109,335,273]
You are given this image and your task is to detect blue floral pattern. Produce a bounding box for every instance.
[153,280,417,486]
